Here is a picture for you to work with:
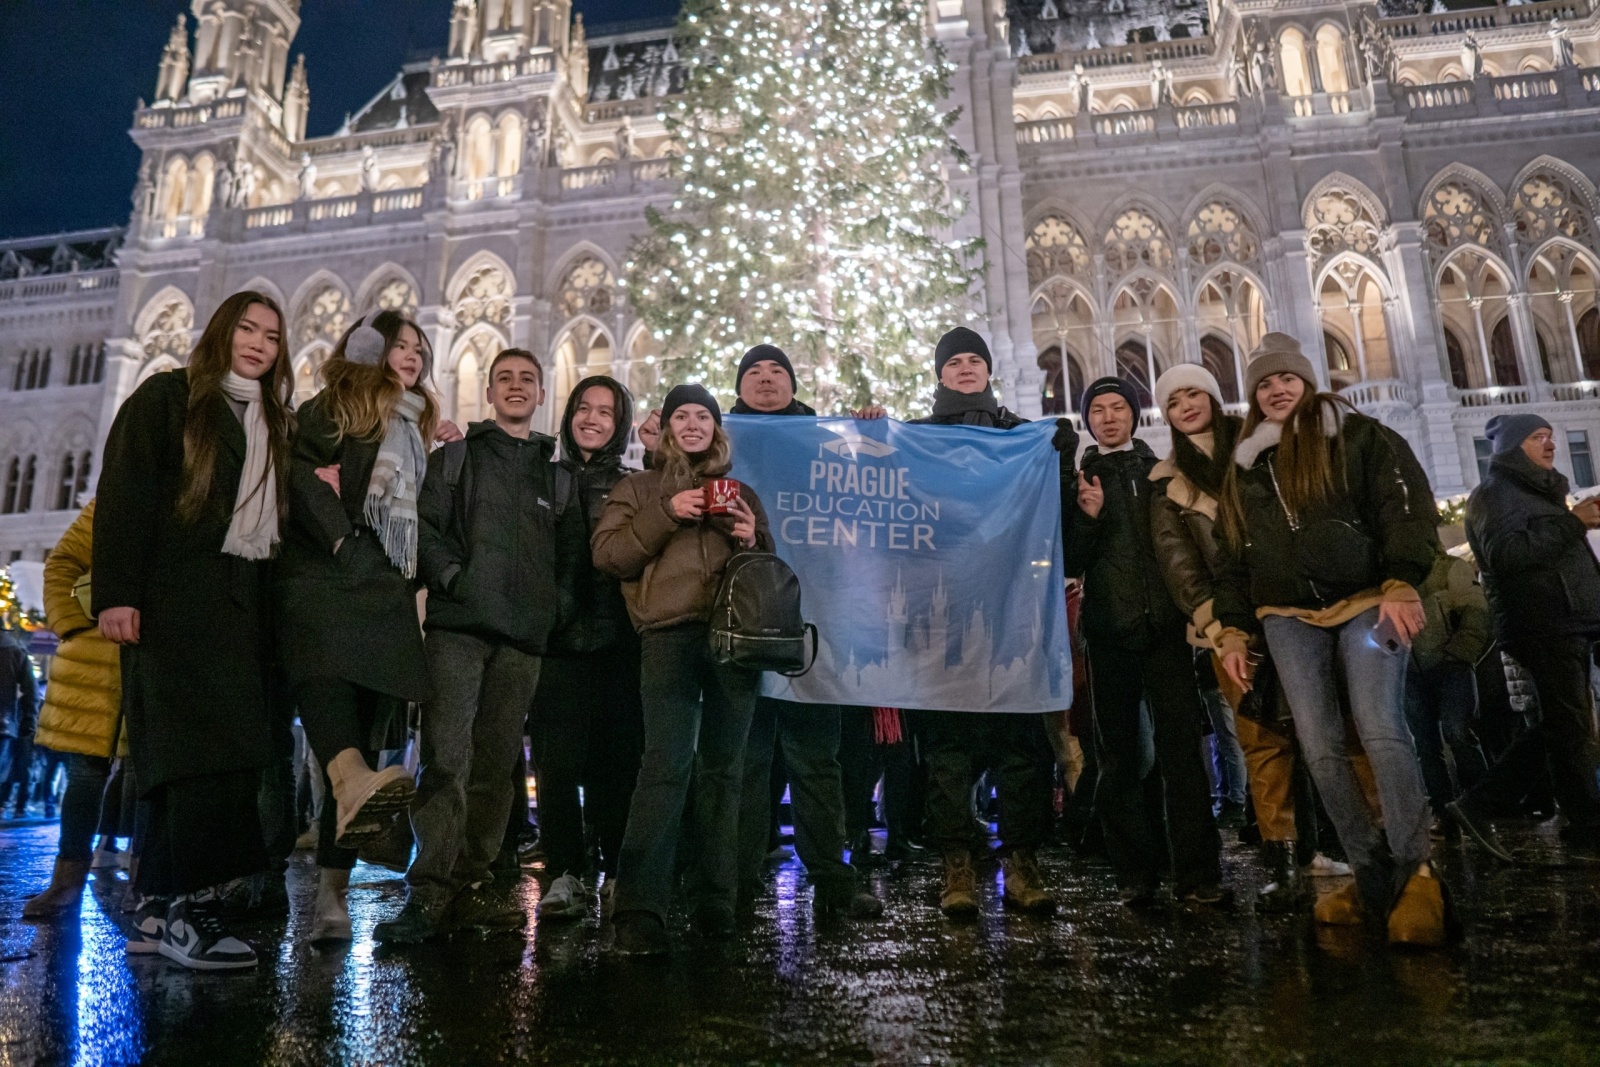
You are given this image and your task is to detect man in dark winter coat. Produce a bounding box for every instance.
[1453,413,1600,863]
[378,348,558,942]
[912,327,1069,920]
[730,344,885,922]
[0,623,38,814]
[1067,376,1226,907]
[530,374,644,921]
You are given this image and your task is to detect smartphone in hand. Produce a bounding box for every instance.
[1372,613,1405,656]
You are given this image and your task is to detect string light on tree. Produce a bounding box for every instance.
[626,0,984,417]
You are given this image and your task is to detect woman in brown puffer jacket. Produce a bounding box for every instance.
[592,383,771,956]
[23,500,126,919]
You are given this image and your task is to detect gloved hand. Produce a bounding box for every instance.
[1052,418,1079,462]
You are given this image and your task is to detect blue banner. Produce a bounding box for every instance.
[723,416,1072,713]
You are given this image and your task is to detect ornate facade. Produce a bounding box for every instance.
[4,0,1600,560]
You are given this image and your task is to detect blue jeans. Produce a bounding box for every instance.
[1200,683,1248,806]
[1264,609,1431,912]
[615,624,760,923]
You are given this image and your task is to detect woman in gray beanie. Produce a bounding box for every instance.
[1214,333,1449,946]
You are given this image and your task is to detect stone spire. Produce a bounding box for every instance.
[156,14,191,102]
[282,53,309,141]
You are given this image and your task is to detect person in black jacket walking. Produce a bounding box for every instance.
[1216,334,1443,946]
[529,374,642,922]
[1069,375,1227,908]
[728,344,884,922]
[377,347,557,943]
[1450,414,1600,863]
[95,291,295,969]
[913,327,1064,920]
[277,310,443,945]
[0,623,38,815]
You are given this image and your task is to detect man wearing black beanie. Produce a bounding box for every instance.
[910,326,1074,922]
[729,342,886,923]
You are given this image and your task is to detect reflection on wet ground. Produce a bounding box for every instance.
[3,820,1599,1065]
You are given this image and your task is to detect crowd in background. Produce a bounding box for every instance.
[5,287,1599,968]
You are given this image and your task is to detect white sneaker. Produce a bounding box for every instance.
[91,845,123,871]
[124,896,169,955]
[1308,853,1353,878]
[537,873,587,920]
[159,897,258,970]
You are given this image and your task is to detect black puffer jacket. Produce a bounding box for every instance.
[1067,439,1186,648]
[1466,449,1600,641]
[549,376,636,655]
[418,421,558,656]
[1216,406,1438,632]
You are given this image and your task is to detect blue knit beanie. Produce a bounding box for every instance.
[1486,413,1551,455]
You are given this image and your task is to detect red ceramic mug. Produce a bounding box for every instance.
[704,478,741,515]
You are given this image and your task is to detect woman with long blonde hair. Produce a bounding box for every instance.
[94,290,294,969]
[592,384,770,956]
[276,309,448,944]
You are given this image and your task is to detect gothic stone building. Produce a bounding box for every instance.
[4,0,1600,560]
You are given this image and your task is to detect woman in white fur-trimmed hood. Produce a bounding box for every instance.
[1212,332,1450,947]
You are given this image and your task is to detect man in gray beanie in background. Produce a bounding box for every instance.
[1455,412,1600,864]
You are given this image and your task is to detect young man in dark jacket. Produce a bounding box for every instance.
[730,344,884,921]
[912,327,1069,920]
[1068,376,1226,908]
[530,374,643,921]
[1453,414,1600,863]
[378,348,558,942]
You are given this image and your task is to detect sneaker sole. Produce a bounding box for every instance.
[157,941,257,970]
[335,779,415,849]
[125,937,163,955]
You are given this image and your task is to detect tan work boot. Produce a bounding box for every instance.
[1313,881,1364,926]
[22,858,91,920]
[1387,866,1446,948]
[326,748,414,848]
[1001,849,1057,915]
[940,849,980,919]
[309,867,353,943]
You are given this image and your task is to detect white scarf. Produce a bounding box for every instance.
[219,371,279,560]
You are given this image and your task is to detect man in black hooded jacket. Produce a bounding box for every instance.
[530,374,646,920]
[1066,376,1226,908]
[730,344,885,922]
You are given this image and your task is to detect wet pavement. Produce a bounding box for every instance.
[3,820,1600,1066]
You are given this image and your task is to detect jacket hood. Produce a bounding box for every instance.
[1233,400,1349,469]
[559,375,635,467]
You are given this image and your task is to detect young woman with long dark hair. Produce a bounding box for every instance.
[592,384,771,956]
[95,290,294,969]
[1216,334,1444,946]
[276,309,441,943]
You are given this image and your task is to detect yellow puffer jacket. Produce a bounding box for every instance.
[34,500,124,758]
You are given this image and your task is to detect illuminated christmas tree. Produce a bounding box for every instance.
[626,0,984,417]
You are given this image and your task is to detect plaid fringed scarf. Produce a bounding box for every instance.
[364,389,427,579]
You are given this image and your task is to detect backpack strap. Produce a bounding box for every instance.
[440,439,468,493]
[553,463,575,516]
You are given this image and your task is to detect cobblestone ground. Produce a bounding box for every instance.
[3,818,1600,1066]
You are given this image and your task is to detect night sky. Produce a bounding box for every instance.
[0,0,676,241]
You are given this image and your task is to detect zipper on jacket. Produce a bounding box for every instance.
[1267,454,1324,602]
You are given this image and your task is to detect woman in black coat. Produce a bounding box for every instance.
[276,309,447,943]
[94,290,295,970]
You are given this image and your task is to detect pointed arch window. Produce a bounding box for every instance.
[558,257,616,318]
[1025,215,1090,286]
[1512,170,1595,256]
[1103,208,1174,276]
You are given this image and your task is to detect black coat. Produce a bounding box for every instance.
[1067,440,1186,648]
[417,421,559,656]
[1216,409,1438,633]
[0,628,37,739]
[1466,449,1600,641]
[92,370,274,792]
[275,392,431,702]
[549,376,635,655]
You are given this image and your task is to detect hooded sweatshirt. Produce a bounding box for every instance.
[550,375,637,654]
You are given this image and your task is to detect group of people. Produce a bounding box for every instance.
[9,287,1600,967]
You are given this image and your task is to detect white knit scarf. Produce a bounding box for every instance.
[219,371,280,560]
[364,389,428,578]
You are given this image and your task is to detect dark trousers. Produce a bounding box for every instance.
[56,755,111,862]
[1086,633,1222,893]
[2,734,33,808]
[135,770,268,898]
[408,630,541,899]
[1469,637,1600,840]
[1404,659,1487,815]
[295,678,398,872]
[614,624,760,923]
[530,644,644,878]
[737,697,856,901]
[258,675,301,865]
[840,707,921,844]
[923,710,1053,856]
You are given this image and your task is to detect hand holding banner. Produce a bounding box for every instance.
[723,415,1072,713]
